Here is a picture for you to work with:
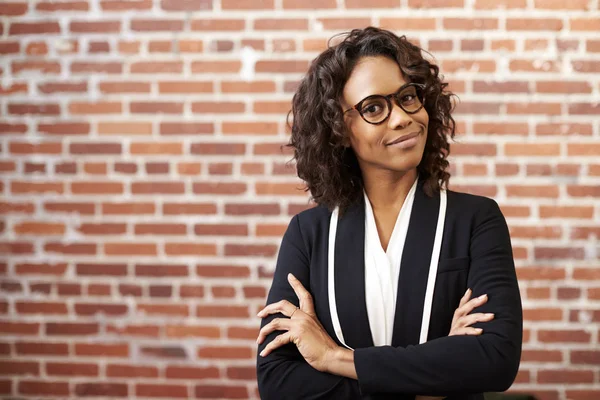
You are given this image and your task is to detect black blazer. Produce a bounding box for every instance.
[257,178,523,400]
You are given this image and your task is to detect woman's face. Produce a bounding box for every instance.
[340,55,429,176]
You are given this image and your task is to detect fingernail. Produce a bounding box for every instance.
[486,313,494,317]
[478,294,487,300]
[259,350,265,357]
[288,273,295,280]
[465,288,471,295]
[476,328,483,333]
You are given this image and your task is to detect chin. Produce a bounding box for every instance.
[387,145,425,171]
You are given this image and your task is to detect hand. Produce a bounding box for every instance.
[415,290,494,400]
[256,273,339,372]
[449,288,494,336]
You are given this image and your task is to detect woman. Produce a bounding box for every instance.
[256,26,522,400]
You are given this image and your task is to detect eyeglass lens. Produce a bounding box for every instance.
[359,85,423,124]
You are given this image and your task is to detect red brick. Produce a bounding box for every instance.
[75,343,129,357]
[540,206,593,219]
[222,0,274,8]
[37,1,89,11]
[197,346,253,359]
[165,366,220,379]
[71,181,123,194]
[571,351,600,365]
[194,224,248,236]
[107,364,159,378]
[0,2,28,15]
[523,308,563,321]
[195,384,249,399]
[15,262,67,275]
[131,61,183,74]
[101,0,153,10]
[521,350,562,363]
[70,20,120,33]
[165,325,220,338]
[227,366,257,380]
[16,341,69,356]
[0,41,20,53]
[567,185,600,197]
[538,369,594,383]
[506,185,559,198]
[18,380,69,396]
[136,384,188,398]
[137,303,189,317]
[16,301,68,315]
[132,181,184,194]
[131,19,184,32]
[74,303,128,316]
[538,330,591,343]
[0,321,40,335]
[10,21,61,35]
[106,324,160,337]
[71,62,122,74]
[534,247,585,260]
[46,322,98,336]
[47,362,99,376]
[0,361,39,375]
[75,383,128,397]
[140,346,187,359]
[565,390,600,400]
[105,242,157,256]
[180,285,206,298]
[507,18,563,30]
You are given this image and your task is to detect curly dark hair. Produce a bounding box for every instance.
[285,26,458,215]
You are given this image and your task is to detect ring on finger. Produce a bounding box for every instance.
[290,306,299,318]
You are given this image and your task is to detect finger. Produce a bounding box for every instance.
[458,312,494,328]
[257,318,292,345]
[257,299,297,318]
[459,293,488,316]
[458,288,472,309]
[260,332,291,357]
[288,273,315,314]
[449,327,483,336]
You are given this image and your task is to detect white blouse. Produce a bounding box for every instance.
[363,177,418,346]
[327,176,446,350]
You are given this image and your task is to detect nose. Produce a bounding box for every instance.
[387,100,413,130]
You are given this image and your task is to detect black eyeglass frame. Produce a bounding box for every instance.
[342,82,427,125]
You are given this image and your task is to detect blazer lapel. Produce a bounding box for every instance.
[391,178,440,348]
[334,195,374,349]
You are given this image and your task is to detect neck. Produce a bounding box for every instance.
[362,168,418,212]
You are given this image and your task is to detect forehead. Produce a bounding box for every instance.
[342,56,407,107]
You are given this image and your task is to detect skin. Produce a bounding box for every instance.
[257,56,494,395]
[341,56,429,251]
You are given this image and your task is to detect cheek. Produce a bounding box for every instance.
[419,109,429,127]
[348,126,380,154]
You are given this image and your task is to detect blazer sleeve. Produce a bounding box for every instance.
[256,214,362,400]
[353,198,523,396]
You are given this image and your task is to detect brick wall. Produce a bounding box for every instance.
[1,0,599,399]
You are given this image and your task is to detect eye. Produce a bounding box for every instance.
[400,94,417,104]
[361,97,387,116]
[363,103,383,115]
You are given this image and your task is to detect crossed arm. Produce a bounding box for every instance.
[256,200,522,399]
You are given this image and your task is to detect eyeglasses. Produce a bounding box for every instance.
[343,83,426,125]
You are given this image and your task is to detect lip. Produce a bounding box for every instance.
[385,130,420,146]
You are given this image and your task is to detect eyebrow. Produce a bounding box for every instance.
[355,82,409,105]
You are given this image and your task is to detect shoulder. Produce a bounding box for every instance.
[294,203,332,225]
[293,204,332,238]
[282,204,332,255]
[446,188,504,223]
